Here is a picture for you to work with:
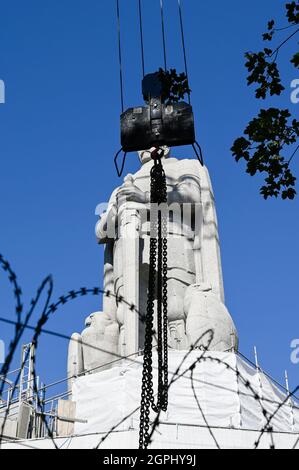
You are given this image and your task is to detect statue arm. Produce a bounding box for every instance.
[96,176,151,244]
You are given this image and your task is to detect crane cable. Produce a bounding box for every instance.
[116,0,124,113]
[116,0,191,108]
[138,0,145,78]
[178,0,191,104]
[160,0,167,71]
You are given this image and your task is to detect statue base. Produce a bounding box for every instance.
[69,350,298,446]
[2,351,299,449]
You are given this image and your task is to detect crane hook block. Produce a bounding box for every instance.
[120,73,195,153]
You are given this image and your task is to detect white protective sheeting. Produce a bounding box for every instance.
[72,351,299,439]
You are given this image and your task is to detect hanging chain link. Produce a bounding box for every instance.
[139,155,168,449]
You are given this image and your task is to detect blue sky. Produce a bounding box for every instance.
[0,0,298,392]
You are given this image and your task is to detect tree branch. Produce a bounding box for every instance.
[288,143,299,164]
[270,27,299,58]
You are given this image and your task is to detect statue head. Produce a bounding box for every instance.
[137,146,171,165]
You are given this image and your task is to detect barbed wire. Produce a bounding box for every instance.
[0,251,152,448]
[94,330,216,449]
[254,383,299,449]
[0,254,23,326]
[1,315,297,413]
[190,364,221,449]
[93,328,290,450]
[0,256,55,447]
[0,252,298,450]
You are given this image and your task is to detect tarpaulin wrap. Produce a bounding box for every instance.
[72,351,298,436]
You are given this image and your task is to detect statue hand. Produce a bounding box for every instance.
[116,182,148,206]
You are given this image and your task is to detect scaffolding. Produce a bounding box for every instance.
[0,343,80,440]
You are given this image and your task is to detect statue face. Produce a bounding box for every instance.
[138,146,170,165]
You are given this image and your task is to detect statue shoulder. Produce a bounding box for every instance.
[177,159,214,189]
[164,158,204,185]
[176,158,206,175]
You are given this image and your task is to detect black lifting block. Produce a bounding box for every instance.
[121,100,195,152]
[120,72,195,152]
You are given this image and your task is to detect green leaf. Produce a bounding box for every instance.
[245,49,284,99]
[232,108,299,199]
[291,51,299,68]
[157,68,191,104]
[286,1,299,24]
[268,20,275,30]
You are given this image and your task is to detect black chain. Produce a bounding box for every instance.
[139,155,168,449]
